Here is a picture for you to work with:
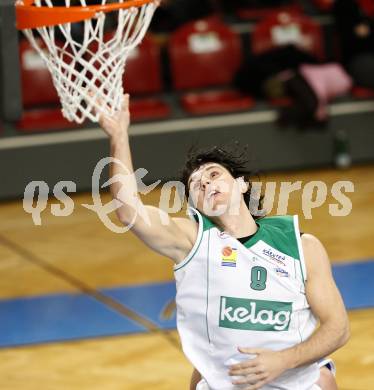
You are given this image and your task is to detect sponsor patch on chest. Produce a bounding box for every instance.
[275,267,289,277]
[221,246,238,267]
[249,240,297,267]
[219,296,292,331]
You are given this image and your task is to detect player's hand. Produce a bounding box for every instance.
[98,94,130,140]
[89,91,130,140]
[228,347,288,389]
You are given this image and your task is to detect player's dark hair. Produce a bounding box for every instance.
[180,144,265,219]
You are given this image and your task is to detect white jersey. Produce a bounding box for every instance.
[174,208,319,390]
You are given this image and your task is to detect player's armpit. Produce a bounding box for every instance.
[121,204,198,263]
[302,233,350,346]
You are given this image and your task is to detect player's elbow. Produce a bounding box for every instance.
[338,320,350,347]
[323,312,350,351]
[334,315,350,348]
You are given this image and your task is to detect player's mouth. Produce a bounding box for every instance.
[207,189,221,200]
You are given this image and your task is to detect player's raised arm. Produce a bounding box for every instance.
[96,94,197,262]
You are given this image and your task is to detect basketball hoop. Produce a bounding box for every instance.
[15,0,159,123]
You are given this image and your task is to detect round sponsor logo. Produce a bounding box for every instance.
[222,246,233,257]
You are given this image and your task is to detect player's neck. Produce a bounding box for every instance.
[210,201,258,238]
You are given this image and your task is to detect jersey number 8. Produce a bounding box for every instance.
[250,266,267,291]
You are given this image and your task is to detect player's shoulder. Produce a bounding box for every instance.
[301,233,332,274]
[301,233,325,250]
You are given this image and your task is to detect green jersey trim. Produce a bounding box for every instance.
[174,208,204,271]
[201,213,217,232]
[248,215,300,259]
[189,209,216,232]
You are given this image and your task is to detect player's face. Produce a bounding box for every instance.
[187,163,241,216]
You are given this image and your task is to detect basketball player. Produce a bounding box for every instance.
[96,94,349,389]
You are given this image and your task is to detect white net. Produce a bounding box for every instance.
[21,0,157,123]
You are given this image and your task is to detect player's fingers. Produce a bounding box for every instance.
[229,365,258,377]
[229,359,257,371]
[87,89,114,119]
[244,378,268,390]
[87,89,106,121]
[238,347,264,355]
[122,94,130,111]
[87,89,101,106]
[231,373,257,385]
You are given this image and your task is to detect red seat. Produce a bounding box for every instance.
[124,34,170,121]
[17,38,81,132]
[236,3,302,20]
[169,17,254,115]
[19,38,60,108]
[358,0,374,17]
[181,90,254,115]
[269,97,293,107]
[251,11,325,59]
[312,0,334,12]
[93,33,170,122]
[16,108,78,133]
[125,35,163,95]
[129,98,171,121]
[351,86,374,99]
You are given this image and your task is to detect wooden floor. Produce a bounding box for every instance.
[0,164,373,390]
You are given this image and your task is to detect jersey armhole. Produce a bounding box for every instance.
[174,208,204,271]
[293,215,307,284]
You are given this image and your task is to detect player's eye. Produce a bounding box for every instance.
[211,171,219,178]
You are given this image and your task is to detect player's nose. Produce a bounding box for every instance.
[201,178,210,190]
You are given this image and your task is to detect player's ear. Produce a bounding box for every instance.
[236,176,248,193]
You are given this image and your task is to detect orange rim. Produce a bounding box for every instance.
[16,0,155,30]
